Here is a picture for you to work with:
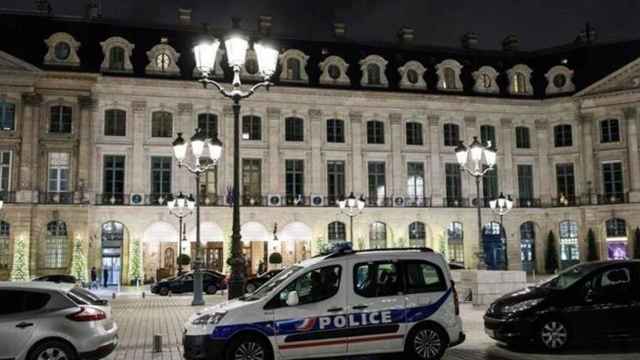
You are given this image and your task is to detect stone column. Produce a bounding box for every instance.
[18,93,42,203]
[389,113,403,195]
[309,109,323,194]
[624,107,640,201]
[131,101,147,195]
[77,96,96,203]
[350,111,363,193]
[500,118,514,196]
[267,107,281,193]
[462,116,477,200]
[428,115,443,204]
[580,113,596,203]
[535,119,551,204]
[177,103,193,194]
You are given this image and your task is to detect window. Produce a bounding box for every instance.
[515,126,530,148]
[602,161,624,199]
[367,121,384,144]
[46,220,68,268]
[0,151,11,191]
[0,101,15,131]
[556,163,575,199]
[354,261,401,297]
[54,42,71,61]
[285,117,304,142]
[109,47,125,71]
[48,153,70,193]
[242,159,262,201]
[447,222,464,264]
[198,113,218,140]
[286,57,301,80]
[408,222,426,247]
[327,160,345,202]
[369,222,387,249]
[200,168,217,198]
[406,122,423,145]
[480,125,496,148]
[242,115,261,141]
[517,165,534,201]
[151,111,172,138]
[407,162,424,201]
[155,53,171,72]
[554,124,572,147]
[482,165,498,201]
[559,221,579,266]
[513,72,527,94]
[101,221,124,244]
[606,218,626,238]
[368,161,386,203]
[151,157,172,196]
[104,109,126,136]
[285,159,304,200]
[0,291,51,315]
[593,267,632,298]
[328,65,341,79]
[367,64,381,85]
[326,119,344,143]
[404,261,446,293]
[520,222,535,265]
[445,163,462,202]
[0,221,9,269]
[443,123,459,146]
[328,221,346,243]
[49,105,72,133]
[600,119,620,143]
[103,155,125,196]
[443,68,456,89]
[272,265,341,307]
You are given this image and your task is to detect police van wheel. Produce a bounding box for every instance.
[226,335,272,360]
[406,324,448,360]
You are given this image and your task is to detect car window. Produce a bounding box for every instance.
[69,288,107,306]
[182,274,193,281]
[404,261,447,293]
[0,290,51,315]
[593,267,632,298]
[269,265,341,308]
[354,262,402,298]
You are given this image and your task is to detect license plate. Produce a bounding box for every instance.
[484,328,495,338]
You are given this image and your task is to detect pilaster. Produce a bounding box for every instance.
[77,96,96,203]
[623,107,640,201]
[462,116,477,200]
[428,115,443,203]
[177,103,193,194]
[131,100,147,195]
[309,109,323,194]
[349,111,363,193]
[390,113,402,195]
[500,118,514,196]
[535,119,551,203]
[267,107,281,193]
[580,113,596,203]
[18,93,42,203]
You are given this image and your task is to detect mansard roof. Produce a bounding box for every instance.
[2,12,640,99]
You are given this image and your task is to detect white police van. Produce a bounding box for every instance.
[183,246,465,360]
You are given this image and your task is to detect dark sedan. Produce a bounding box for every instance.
[484,260,640,351]
[151,271,226,296]
[244,269,283,293]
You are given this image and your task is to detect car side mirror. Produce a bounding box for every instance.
[286,291,299,307]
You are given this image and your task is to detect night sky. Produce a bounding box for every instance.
[2,0,640,50]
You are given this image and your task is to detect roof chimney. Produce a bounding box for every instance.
[398,27,415,44]
[178,8,192,26]
[86,0,101,19]
[502,34,519,51]
[461,32,479,49]
[258,15,272,36]
[576,23,597,44]
[35,0,51,14]
[333,22,346,39]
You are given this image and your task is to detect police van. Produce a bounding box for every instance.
[183,246,465,360]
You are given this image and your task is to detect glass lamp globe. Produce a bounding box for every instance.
[172,133,188,162]
[208,136,223,162]
[190,129,207,158]
[224,34,249,68]
[469,137,483,162]
[357,195,366,210]
[346,192,357,208]
[484,147,497,167]
[187,194,196,209]
[193,40,220,75]
[454,142,468,166]
[254,42,279,79]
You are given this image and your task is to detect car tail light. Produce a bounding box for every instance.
[67,307,106,322]
[451,280,460,315]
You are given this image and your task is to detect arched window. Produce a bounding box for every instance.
[605,218,628,260]
[408,222,426,247]
[101,221,124,243]
[49,105,72,134]
[483,222,502,235]
[286,57,301,80]
[109,46,125,71]
[443,123,459,146]
[367,120,384,144]
[559,220,579,268]
[520,222,536,273]
[513,72,527,94]
[600,119,620,143]
[0,221,9,269]
[285,117,304,142]
[104,109,126,136]
[369,222,387,249]
[46,220,68,268]
[198,113,218,140]
[554,124,573,147]
[444,68,457,89]
[367,64,381,85]
[447,222,464,264]
[242,115,262,141]
[606,218,626,238]
[328,221,346,244]
[151,111,173,138]
[326,119,345,143]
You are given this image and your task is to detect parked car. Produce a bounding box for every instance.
[0,281,118,360]
[484,260,640,351]
[151,270,226,296]
[245,269,283,293]
[33,274,78,284]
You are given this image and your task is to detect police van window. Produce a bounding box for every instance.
[404,261,447,293]
[354,262,402,297]
[267,265,341,308]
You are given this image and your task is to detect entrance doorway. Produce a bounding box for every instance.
[102,253,121,287]
[205,243,224,272]
[520,222,536,273]
[606,218,628,260]
[101,221,124,287]
[483,222,506,270]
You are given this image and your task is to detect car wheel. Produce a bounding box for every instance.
[406,324,448,360]
[159,287,169,296]
[538,319,569,351]
[226,335,272,360]
[28,339,76,360]
[245,283,257,293]
[206,284,218,295]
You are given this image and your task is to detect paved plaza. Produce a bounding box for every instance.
[104,291,640,360]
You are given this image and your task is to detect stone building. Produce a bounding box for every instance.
[1,11,640,285]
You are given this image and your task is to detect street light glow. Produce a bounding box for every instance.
[224,35,249,68]
[254,41,279,78]
[193,40,220,75]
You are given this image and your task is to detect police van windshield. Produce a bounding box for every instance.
[241,266,303,301]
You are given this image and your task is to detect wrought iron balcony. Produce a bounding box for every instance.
[0,191,16,204]
[597,193,628,205]
[516,198,542,208]
[443,197,468,208]
[38,192,75,204]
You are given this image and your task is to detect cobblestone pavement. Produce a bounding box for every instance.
[106,294,640,360]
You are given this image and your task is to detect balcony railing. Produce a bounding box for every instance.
[516,198,542,208]
[96,193,129,205]
[597,193,628,205]
[38,192,76,204]
[0,191,16,203]
[443,198,469,208]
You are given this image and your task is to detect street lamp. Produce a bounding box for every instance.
[193,24,279,299]
[167,192,195,275]
[490,192,513,269]
[338,192,366,244]
[455,136,497,269]
[172,128,223,306]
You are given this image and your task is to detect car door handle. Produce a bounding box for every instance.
[327,307,343,313]
[352,305,368,310]
[16,322,33,329]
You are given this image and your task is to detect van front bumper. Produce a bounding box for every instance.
[183,334,225,360]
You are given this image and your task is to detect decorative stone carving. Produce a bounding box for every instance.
[472,66,499,94]
[278,49,309,83]
[436,59,463,92]
[398,61,427,90]
[319,56,350,86]
[389,113,402,125]
[507,64,533,96]
[545,65,575,95]
[178,103,193,115]
[22,93,43,106]
[349,111,363,123]
[308,109,322,119]
[132,101,146,112]
[145,38,180,76]
[534,119,547,130]
[78,96,96,110]
[359,55,389,88]
[500,118,513,127]
[267,107,281,118]
[464,116,476,127]
[428,115,440,127]
[100,36,135,73]
[44,32,81,67]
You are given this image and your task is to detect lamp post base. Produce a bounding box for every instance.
[227,255,246,299]
[191,260,205,306]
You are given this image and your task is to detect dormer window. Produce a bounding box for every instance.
[472,66,499,94]
[398,61,427,89]
[359,55,389,88]
[444,68,456,89]
[44,32,81,67]
[287,58,301,80]
[545,65,575,95]
[279,49,309,83]
[436,59,463,92]
[54,42,70,61]
[145,38,180,76]
[156,53,171,72]
[507,64,533,96]
[328,65,340,79]
[109,47,125,71]
[100,36,135,73]
[514,73,526,93]
[319,56,350,86]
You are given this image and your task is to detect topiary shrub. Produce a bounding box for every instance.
[586,228,599,261]
[545,230,559,274]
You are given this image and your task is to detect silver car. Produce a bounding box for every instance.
[0,282,118,360]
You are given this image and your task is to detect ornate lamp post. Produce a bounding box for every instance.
[167,192,195,275]
[490,192,513,269]
[172,129,222,306]
[338,192,366,244]
[193,25,279,299]
[455,136,497,269]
